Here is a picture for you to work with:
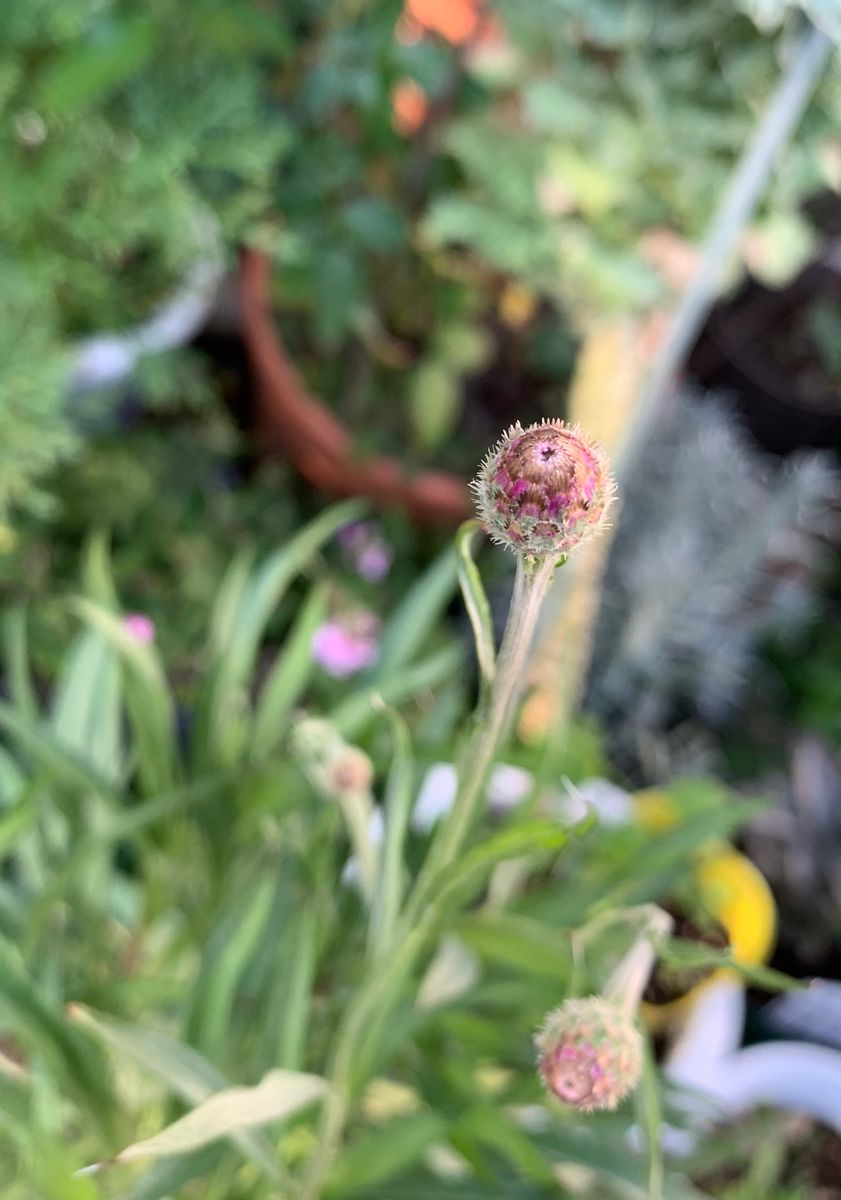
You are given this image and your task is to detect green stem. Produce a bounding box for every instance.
[299,553,560,1199]
[603,906,673,1019]
[408,554,558,917]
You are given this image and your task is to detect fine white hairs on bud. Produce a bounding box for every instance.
[472,420,614,558]
[535,996,643,1112]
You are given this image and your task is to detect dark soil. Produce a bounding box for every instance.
[644,905,730,1006]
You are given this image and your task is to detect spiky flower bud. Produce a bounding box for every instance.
[473,421,613,557]
[534,997,643,1112]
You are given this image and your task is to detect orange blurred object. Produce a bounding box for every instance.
[392,78,429,135]
[405,0,483,44]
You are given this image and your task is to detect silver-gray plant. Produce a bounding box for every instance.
[585,391,837,762]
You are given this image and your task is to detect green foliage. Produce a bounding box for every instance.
[0,507,770,1198]
[0,0,287,521]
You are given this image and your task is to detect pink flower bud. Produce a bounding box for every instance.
[312,611,380,678]
[123,613,155,646]
[535,997,643,1112]
[472,421,614,558]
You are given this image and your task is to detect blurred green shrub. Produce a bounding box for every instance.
[0,0,289,521]
[261,0,839,467]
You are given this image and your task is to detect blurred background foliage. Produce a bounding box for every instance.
[3,0,841,1196]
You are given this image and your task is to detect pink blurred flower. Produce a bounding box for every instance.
[312,611,380,678]
[123,613,155,645]
[338,521,393,582]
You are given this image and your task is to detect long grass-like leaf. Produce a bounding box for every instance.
[2,607,37,720]
[250,580,329,761]
[369,705,414,961]
[209,549,256,655]
[194,501,363,770]
[274,905,318,1070]
[638,1041,663,1200]
[0,943,115,1131]
[455,521,495,698]
[70,600,178,796]
[185,876,276,1061]
[0,702,121,805]
[51,629,122,784]
[330,644,463,740]
[373,545,459,677]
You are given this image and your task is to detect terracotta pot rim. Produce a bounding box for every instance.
[239,248,471,527]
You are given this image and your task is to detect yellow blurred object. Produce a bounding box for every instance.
[0,525,17,554]
[633,789,679,834]
[695,849,776,969]
[498,281,537,329]
[361,1078,421,1122]
[642,836,776,1033]
[278,1124,317,1164]
[473,1064,513,1096]
[518,320,644,745]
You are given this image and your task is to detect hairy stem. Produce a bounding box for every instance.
[409,554,558,913]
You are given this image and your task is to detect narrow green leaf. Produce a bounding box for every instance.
[50,629,122,783]
[186,876,276,1061]
[2,607,37,720]
[209,549,256,655]
[374,545,459,677]
[0,944,114,1130]
[326,1112,445,1195]
[330,644,464,740]
[107,1069,328,1165]
[369,706,414,960]
[250,581,329,761]
[456,913,571,983]
[0,702,121,805]
[436,821,571,913]
[124,1144,229,1200]
[637,1040,663,1200]
[456,1105,556,1185]
[81,533,119,609]
[274,905,318,1070]
[70,599,178,796]
[455,521,495,698]
[196,501,363,769]
[659,938,802,992]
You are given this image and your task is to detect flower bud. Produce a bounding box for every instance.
[290,716,343,763]
[318,746,375,797]
[534,997,643,1112]
[472,421,613,558]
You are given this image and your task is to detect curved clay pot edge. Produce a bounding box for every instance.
[239,249,471,527]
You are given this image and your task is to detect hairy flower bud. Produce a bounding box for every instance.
[318,746,375,797]
[535,997,643,1112]
[473,421,613,557]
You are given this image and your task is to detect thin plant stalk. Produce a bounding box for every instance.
[409,553,559,915]
[303,420,613,1198]
[300,554,560,1199]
